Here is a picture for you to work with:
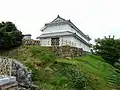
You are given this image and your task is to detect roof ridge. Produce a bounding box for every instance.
[51,15,67,23]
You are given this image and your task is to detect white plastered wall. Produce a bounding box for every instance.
[43,24,71,34]
[40,36,90,52]
[72,37,91,52]
[40,38,51,46]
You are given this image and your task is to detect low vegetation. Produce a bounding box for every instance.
[1,46,120,90]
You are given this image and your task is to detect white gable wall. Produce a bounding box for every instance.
[43,24,71,34]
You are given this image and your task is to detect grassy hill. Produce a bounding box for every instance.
[1,46,120,90]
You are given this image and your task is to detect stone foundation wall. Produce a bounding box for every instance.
[0,76,18,90]
[51,45,84,57]
[0,45,84,58]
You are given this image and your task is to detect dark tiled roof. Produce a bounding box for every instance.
[23,34,32,36]
[51,15,66,23]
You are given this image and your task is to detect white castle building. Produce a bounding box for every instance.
[37,15,91,52]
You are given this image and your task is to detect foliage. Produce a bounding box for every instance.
[0,21,23,49]
[1,46,120,90]
[93,36,120,65]
[51,62,88,90]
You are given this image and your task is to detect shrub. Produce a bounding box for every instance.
[93,36,120,65]
[0,22,23,49]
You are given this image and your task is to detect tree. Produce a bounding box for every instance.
[0,21,23,49]
[93,36,120,65]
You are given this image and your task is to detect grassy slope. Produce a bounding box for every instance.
[57,55,120,90]
[1,46,120,90]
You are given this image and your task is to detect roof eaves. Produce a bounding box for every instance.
[37,31,74,39]
[23,34,32,36]
[37,34,73,39]
[67,20,91,41]
[41,31,73,35]
[73,33,91,47]
[40,26,47,31]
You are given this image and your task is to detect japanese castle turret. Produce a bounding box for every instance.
[37,15,91,52]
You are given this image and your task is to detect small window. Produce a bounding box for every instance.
[51,38,59,46]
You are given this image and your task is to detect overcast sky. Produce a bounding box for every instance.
[0,0,120,43]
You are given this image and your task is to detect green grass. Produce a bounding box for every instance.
[56,55,120,90]
[1,46,120,90]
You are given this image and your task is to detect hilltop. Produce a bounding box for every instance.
[1,46,120,90]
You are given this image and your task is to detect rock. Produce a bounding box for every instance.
[12,60,33,88]
[0,57,36,90]
[65,57,72,60]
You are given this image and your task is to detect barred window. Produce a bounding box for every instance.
[51,38,59,46]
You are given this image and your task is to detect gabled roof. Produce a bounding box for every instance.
[44,15,67,26]
[41,15,91,41]
[51,15,66,23]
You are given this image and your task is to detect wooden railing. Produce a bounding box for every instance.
[0,57,12,77]
[23,39,77,47]
[22,39,40,46]
[40,40,76,47]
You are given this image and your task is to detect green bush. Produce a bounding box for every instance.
[0,22,23,49]
[93,36,120,65]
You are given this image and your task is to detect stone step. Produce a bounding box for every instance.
[0,76,18,90]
